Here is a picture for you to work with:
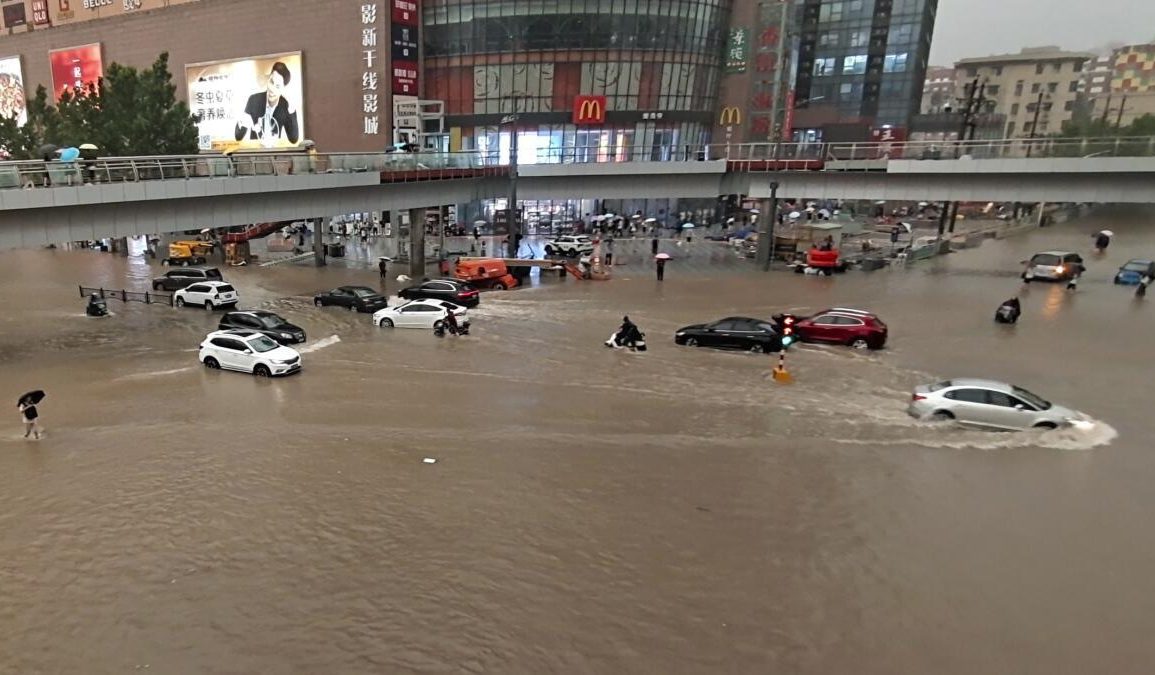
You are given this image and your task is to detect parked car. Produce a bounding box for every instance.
[372,299,469,329]
[544,235,595,257]
[313,285,388,313]
[789,307,888,349]
[1114,259,1155,285]
[907,378,1081,431]
[397,278,480,307]
[198,329,301,377]
[173,281,238,310]
[218,310,306,344]
[152,267,223,291]
[675,316,785,353]
[1022,251,1083,282]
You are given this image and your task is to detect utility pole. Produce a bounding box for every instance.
[501,102,522,258]
[1115,94,1128,128]
[940,78,985,236]
[1025,91,1045,158]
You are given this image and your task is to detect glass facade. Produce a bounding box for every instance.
[423,0,731,160]
[793,0,937,130]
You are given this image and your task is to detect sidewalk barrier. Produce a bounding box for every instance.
[78,286,173,306]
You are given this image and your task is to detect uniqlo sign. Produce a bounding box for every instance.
[392,0,416,24]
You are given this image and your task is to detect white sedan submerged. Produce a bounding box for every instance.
[373,299,469,329]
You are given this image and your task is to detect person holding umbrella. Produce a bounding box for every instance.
[18,390,44,439]
[655,252,670,281]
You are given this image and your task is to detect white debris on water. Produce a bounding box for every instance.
[298,335,341,354]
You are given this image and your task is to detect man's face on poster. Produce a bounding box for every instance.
[266,70,285,107]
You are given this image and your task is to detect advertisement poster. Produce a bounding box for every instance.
[0,56,27,126]
[725,28,748,73]
[185,52,304,152]
[49,43,103,101]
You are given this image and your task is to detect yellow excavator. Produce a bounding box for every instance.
[162,240,215,266]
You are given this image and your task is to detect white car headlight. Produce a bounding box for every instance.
[676,331,686,337]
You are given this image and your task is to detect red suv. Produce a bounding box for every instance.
[794,308,888,349]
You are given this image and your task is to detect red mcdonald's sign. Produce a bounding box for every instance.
[573,95,606,125]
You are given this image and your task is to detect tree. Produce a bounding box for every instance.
[0,52,197,159]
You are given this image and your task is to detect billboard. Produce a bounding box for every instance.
[0,56,27,126]
[573,95,606,125]
[49,43,103,101]
[185,52,304,152]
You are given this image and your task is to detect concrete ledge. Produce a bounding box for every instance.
[888,156,1155,174]
[519,160,727,178]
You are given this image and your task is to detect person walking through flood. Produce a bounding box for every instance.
[655,257,666,281]
[19,399,40,439]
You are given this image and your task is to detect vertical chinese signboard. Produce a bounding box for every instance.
[360,2,381,136]
[49,43,103,101]
[725,28,748,73]
[390,0,418,96]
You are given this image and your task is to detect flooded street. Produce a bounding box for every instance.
[2,208,1154,674]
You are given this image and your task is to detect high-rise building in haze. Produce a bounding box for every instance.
[790,0,939,143]
[954,47,1092,138]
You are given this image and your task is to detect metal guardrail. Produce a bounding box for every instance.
[2,135,1153,192]
[79,286,174,306]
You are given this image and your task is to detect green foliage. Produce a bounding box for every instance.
[0,52,197,159]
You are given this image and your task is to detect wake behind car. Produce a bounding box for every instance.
[675,317,785,353]
[218,310,306,344]
[1022,251,1083,282]
[373,299,468,329]
[544,235,595,257]
[789,307,888,349]
[173,281,238,310]
[152,267,223,291]
[1114,259,1155,285]
[199,329,301,377]
[907,379,1081,431]
[397,278,480,307]
[313,286,388,313]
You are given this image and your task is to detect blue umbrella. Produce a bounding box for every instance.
[59,147,80,161]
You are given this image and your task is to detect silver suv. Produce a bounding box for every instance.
[152,267,223,291]
[908,378,1081,431]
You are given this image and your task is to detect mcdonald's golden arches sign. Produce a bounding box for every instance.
[573,95,606,125]
[719,106,742,126]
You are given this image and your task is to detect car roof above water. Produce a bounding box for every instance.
[940,378,1013,392]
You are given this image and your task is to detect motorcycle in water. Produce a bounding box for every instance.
[85,294,109,317]
[434,319,470,337]
[994,297,1021,324]
[605,327,647,352]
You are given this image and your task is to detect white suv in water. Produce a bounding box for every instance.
[173,281,239,310]
[198,330,302,377]
[544,235,595,257]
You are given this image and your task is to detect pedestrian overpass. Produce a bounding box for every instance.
[1,136,1154,249]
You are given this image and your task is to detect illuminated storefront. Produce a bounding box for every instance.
[423,0,731,161]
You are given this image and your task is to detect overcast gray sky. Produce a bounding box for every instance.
[929,0,1155,65]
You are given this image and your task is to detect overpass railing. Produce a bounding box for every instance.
[1,135,1153,191]
[0,150,489,189]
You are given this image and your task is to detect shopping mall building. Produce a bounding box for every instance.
[0,0,935,222]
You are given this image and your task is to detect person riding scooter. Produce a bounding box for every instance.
[85,293,108,317]
[606,315,646,351]
[1094,231,1112,253]
[995,296,1021,324]
[434,307,469,336]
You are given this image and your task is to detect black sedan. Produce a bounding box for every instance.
[674,316,785,353]
[313,286,388,313]
[397,278,481,307]
[218,310,306,344]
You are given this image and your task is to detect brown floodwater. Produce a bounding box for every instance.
[1,210,1153,674]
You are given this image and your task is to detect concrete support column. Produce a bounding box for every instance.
[754,181,780,270]
[409,207,425,278]
[313,216,326,267]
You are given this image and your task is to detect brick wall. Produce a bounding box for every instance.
[0,0,384,151]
